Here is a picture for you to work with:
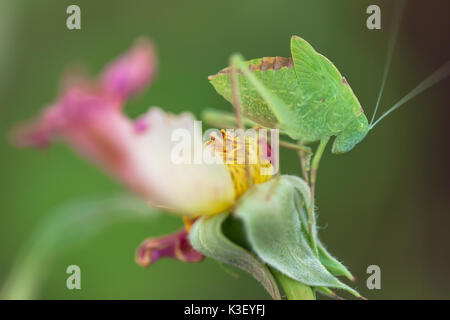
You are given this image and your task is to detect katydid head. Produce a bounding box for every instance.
[331,113,370,154]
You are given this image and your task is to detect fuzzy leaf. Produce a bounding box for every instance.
[285,176,354,281]
[189,213,281,300]
[235,175,360,297]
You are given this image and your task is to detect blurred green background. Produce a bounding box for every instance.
[0,0,449,299]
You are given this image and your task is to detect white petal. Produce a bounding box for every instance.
[133,108,235,216]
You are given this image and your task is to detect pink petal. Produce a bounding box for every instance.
[136,228,204,267]
[11,104,63,149]
[101,38,157,100]
[12,88,121,147]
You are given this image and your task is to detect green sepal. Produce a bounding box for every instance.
[285,176,354,281]
[189,212,281,300]
[270,268,315,300]
[234,175,360,297]
[318,241,355,281]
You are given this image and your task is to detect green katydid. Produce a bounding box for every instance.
[206,35,450,249]
[208,33,449,165]
[209,36,368,155]
[208,34,450,158]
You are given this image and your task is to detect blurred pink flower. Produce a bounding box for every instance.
[12,39,275,268]
[13,38,156,149]
[11,38,233,266]
[12,39,158,197]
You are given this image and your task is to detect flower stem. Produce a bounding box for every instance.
[308,137,330,255]
[271,269,315,300]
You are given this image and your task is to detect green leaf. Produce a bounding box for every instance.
[189,213,281,300]
[1,194,158,300]
[235,175,360,297]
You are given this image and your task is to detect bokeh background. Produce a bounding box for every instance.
[0,0,449,299]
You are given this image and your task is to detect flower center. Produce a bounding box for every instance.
[209,130,273,200]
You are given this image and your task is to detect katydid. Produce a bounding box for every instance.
[208,35,449,157]
[209,36,369,155]
[207,35,450,248]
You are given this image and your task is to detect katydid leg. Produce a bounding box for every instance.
[297,141,310,183]
[230,55,253,184]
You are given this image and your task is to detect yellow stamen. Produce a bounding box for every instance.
[210,130,273,200]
